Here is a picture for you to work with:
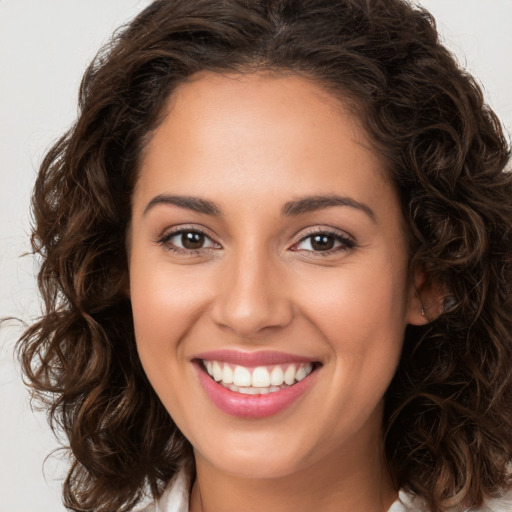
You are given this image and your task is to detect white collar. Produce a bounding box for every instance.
[154,468,190,512]
[149,466,512,512]
[151,468,419,512]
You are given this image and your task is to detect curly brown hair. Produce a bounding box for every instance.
[18,0,512,511]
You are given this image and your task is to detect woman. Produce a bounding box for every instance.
[18,0,512,511]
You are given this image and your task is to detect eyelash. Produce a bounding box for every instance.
[157,226,220,256]
[157,227,355,256]
[290,228,355,256]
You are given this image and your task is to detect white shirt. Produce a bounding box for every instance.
[136,468,512,512]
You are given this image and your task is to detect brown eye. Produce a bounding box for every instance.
[181,231,205,249]
[291,230,355,254]
[159,228,220,253]
[310,234,335,251]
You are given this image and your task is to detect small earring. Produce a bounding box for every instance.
[415,286,426,318]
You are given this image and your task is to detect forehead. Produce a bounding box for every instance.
[134,72,396,220]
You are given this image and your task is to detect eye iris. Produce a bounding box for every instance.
[182,231,205,249]
[311,234,335,251]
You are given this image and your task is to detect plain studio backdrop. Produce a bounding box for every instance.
[0,1,511,511]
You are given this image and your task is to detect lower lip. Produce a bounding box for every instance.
[195,363,317,419]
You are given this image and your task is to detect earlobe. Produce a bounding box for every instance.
[406,267,444,325]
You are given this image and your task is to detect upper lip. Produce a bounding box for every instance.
[193,349,318,366]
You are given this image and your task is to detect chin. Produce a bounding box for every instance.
[195,438,311,480]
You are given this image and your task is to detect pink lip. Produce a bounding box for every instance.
[194,361,318,419]
[194,349,316,366]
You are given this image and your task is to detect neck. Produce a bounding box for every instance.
[189,434,397,512]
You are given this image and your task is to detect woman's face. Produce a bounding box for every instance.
[128,72,423,479]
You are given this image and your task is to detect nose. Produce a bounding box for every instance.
[210,250,294,338]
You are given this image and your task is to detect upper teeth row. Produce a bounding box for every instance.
[203,361,314,388]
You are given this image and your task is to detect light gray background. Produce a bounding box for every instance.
[1,1,511,511]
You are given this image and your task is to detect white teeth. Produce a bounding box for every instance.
[296,363,312,382]
[239,387,258,395]
[212,361,223,382]
[202,360,315,391]
[270,366,284,386]
[284,364,296,385]
[226,384,288,394]
[233,366,252,387]
[222,364,233,384]
[251,366,271,387]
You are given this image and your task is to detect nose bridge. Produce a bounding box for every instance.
[211,241,293,337]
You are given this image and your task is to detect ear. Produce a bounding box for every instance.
[406,266,445,325]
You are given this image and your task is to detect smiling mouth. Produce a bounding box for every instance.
[198,360,320,395]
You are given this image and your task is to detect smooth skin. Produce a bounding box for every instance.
[128,72,430,512]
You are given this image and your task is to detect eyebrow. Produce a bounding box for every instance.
[143,194,223,216]
[143,193,376,222]
[282,194,376,222]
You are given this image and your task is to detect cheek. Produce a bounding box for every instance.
[292,256,409,399]
[129,258,212,368]
[128,260,216,427]
[298,262,408,339]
